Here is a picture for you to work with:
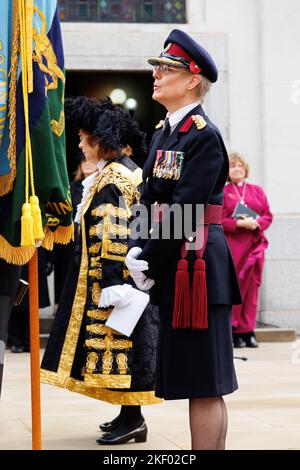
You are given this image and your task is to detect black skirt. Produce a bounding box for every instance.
[155,304,238,400]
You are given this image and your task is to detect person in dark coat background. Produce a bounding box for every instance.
[125,29,242,450]
[0,259,21,396]
[8,247,52,353]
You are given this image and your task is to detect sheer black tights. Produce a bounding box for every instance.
[189,396,228,450]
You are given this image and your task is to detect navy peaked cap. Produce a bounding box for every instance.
[148,29,218,83]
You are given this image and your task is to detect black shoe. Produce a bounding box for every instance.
[245,335,259,348]
[99,414,122,432]
[11,345,25,353]
[96,422,147,445]
[233,336,246,348]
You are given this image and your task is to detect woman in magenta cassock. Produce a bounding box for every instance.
[222,153,273,348]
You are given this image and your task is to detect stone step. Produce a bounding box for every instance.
[255,328,296,342]
[39,316,54,334]
[39,317,53,349]
[40,333,49,349]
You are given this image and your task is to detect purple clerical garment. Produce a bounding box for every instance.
[222,182,273,333]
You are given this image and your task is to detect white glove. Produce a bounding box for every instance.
[133,273,155,291]
[125,247,149,276]
[125,247,155,290]
[99,284,133,308]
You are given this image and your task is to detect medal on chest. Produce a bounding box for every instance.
[153,150,185,180]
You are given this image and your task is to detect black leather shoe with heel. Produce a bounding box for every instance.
[11,345,25,353]
[96,421,147,445]
[233,335,246,348]
[233,336,246,348]
[99,414,122,432]
[245,334,259,348]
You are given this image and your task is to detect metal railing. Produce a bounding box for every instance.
[58,0,186,23]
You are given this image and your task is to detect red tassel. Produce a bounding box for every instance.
[172,259,191,329]
[191,258,208,330]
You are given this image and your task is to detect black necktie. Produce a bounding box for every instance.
[158,118,170,148]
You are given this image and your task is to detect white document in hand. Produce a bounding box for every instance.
[105,288,149,337]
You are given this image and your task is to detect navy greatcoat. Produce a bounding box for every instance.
[130,104,242,399]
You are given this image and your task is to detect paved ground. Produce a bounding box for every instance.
[1,342,300,450]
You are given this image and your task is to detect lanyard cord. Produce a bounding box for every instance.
[231,181,247,203]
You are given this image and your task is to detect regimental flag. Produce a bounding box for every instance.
[0,0,73,265]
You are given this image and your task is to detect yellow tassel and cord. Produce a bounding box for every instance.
[21,202,34,246]
[19,0,44,246]
[30,195,44,239]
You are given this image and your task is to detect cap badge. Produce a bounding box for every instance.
[189,61,202,74]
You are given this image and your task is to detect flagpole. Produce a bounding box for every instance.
[28,249,42,450]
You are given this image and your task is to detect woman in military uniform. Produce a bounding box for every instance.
[125,30,242,450]
[41,97,160,446]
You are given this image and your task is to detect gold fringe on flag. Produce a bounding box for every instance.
[0,0,19,196]
[0,174,14,197]
[0,234,35,265]
[42,225,75,251]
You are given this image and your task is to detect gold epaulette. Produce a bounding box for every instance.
[155,120,164,129]
[97,162,142,207]
[191,115,207,130]
[132,167,143,187]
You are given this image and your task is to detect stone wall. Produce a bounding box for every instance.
[61,0,300,331]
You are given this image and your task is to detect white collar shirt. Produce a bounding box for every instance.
[167,101,200,133]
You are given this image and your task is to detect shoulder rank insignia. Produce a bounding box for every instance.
[191,115,207,130]
[155,120,164,129]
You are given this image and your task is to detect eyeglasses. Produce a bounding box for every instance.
[153,63,187,74]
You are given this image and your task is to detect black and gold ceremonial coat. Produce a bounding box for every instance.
[41,156,161,405]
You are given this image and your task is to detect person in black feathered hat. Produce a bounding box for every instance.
[41,95,160,447]
[65,96,121,163]
[114,105,147,161]
[65,96,148,165]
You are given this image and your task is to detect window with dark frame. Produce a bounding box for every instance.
[58,0,186,24]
